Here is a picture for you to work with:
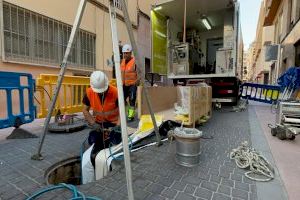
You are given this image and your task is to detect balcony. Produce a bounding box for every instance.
[264,0,281,26]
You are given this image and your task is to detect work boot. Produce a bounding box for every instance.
[127,107,135,121]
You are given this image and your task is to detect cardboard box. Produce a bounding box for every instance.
[137,86,212,125]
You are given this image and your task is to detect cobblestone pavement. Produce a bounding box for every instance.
[0,104,287,200]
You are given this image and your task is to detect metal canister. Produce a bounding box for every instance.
[174,127,202,167]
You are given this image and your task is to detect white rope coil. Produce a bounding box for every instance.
[230,141,275,182]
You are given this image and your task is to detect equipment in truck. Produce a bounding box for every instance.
[151,0,242,104]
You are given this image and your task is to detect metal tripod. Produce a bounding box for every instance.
[32,0,163,199]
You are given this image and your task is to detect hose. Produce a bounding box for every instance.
[108,136,133,160]
[26,183,101,200]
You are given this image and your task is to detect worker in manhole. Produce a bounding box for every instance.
[81,71,122,184]
[121,44,139,121]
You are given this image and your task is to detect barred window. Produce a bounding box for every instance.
[114,0,122,10]
[2,2,96,69]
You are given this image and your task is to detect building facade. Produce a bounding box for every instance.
[0,0,156,119]
[263,0,300,82]
[0,0,156,79]
[250,2,275,84]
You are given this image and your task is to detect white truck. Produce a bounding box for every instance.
[150,0,243,103]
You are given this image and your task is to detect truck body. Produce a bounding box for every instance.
[150,0,243,103]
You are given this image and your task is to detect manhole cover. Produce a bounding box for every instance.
[45,157,81,185]
[48,120,86,133]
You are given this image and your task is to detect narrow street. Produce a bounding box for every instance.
[0,102,297,200]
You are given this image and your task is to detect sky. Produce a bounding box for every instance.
[240,0,263,50]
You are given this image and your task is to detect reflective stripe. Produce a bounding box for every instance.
[93,108,119,117]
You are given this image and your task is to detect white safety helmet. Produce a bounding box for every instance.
[122,44,132,53]
[90,71,108,93]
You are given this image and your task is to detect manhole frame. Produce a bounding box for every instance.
[44,156,81,185]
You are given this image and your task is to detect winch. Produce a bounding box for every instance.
[270,100,300,140]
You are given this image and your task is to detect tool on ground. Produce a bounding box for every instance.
[268,100,300,140]
[230,141,274,182]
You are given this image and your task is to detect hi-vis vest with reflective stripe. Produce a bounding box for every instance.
[86,86,119,124]
[121,57,137,86]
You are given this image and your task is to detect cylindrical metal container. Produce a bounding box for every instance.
[174,127,202,167]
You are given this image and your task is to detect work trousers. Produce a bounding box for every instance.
[123,85,137,107]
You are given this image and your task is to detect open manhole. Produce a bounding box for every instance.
[45,157,82,185]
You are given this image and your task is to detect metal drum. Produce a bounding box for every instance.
[174,127,202,167]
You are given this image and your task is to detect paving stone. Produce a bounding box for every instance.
[157,177,174,187]
[145,183,165,194]
[145,194,166,200]
[217,185,231,196]
[209,168,219,176]
[231,173,243,181]
[143,172,158,182]
[184,184,196,195]
[133,187,151,200]
[198,173,210,181]
[243,176,254,184]
[232,188,249,200]
[219,171,230,178]
[183,176,202,186]
[209,174,221,184]
[250,184,257,194]
[201,181,218,192]
[133,178,151,189]
[221,179,234,187]
[235,181,250,191]
[161,188,178,199]
[171,181,187,191]
[194,188,213,200]
[175,192,196,200]
[105,180,124,190]
[212,193,231,200]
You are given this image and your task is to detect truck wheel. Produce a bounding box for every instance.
[271,128,277,136]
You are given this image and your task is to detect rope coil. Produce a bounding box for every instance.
[230,141,275,182]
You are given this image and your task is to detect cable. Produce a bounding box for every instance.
[25,183,101,200]
[36,86,52,100]
[34,96,41,105]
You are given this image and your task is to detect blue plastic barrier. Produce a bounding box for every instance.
[0,71,35,129]
[240,83,281,104]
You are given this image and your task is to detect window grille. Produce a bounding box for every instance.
[2,2,96,69]
[114,0,122,10]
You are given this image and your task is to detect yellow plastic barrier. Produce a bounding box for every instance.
[262,89,279,100]
[36,74,90,118]
[109,79,117,87]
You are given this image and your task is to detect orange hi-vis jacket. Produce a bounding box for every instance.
[86,86,119,124]
[121,57,137,86]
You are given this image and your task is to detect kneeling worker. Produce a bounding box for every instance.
[81,71,121,184]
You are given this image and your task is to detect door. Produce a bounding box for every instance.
[295,39,300,66]
[206,38,223,73]
[263,73,269,84]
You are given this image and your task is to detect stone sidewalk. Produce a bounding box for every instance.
[0,104,289,200]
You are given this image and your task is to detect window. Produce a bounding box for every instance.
[2,2,96,69]
[114,0,122,10]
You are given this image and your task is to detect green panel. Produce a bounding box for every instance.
[151,11,167,75]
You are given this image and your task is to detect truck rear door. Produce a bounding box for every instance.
[151,9,168,75]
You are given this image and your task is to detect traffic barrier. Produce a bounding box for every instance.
[240,83,280,104]
[36,74,90,118]
[0,71,35,129]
